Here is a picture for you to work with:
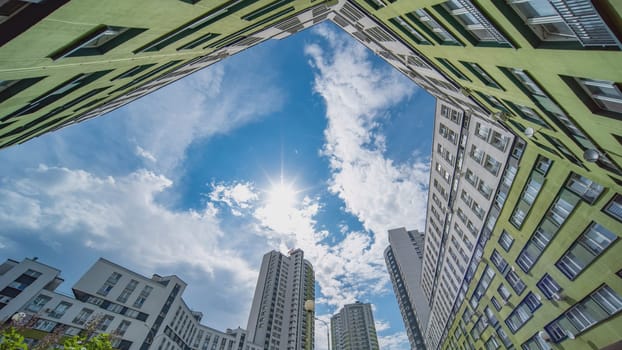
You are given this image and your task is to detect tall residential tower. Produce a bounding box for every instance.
[384,227,428,350]
[330,302,379,350]
[246,249,315,350]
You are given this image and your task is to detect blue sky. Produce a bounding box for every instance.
[0,22,435,349]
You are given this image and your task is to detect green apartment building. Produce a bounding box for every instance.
[2,0,622,349]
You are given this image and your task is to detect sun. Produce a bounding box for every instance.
[267,182,298,211]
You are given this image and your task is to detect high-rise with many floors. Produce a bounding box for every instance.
[330,302,379,350]
[246,249,315,350]
[384,227,428,350]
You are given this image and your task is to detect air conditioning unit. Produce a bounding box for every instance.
[566,330,575,340]
[538,330,551,342]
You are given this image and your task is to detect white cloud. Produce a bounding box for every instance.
[303,25,430,300]
[375,319,391,333]
[210,181,259,216]
[124,62,285,174]
[378,331,410,350]
[135,145,157,163]
[0,165,259,325]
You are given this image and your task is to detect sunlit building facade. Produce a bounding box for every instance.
[330,302,379,350]
[2,0,622,349]
[246,249,315,350]
[0,257,263,350]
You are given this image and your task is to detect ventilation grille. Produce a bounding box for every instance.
[332,14,350,28]
[339,2,363,22]
[365,26,394,42]
[232,36,263,47]
[275,16,303,33]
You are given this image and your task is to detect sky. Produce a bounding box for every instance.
[0,22,436,349]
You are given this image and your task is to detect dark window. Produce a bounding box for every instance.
[0,77,45,103]
[50,26,145,60]
[1,70,112,122]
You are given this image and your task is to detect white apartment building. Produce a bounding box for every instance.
[330,302,379,350]
[419,99,516,349]
[0,257,262,350]
[246,249,315,350]
[384,228,428,350]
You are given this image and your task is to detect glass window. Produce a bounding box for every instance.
[442,0,510,44]
[412,9,459,44]
[134,285,154,308]
[491,250,508,273]
[577,78,622,114]
[33,319,57,332]
[462,62,502,88]
[604,194,622,222]
[506,270,526,295]
[97,315,114,331]
[566,173,604,204]
[26,294,52,312]
[73,308,93,325]
[505,293,541,333]
[51,26,142,60]
[498,284,511,301]
[556,222,617,279]
[499,230,514,251]
[536,274,562,300]
[49,301,72,319]
[484,155,501,175]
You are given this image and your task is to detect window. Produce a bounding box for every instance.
[604,194,622,222]
[521,333,551,350]
[498,284,511,301]
[0,77,45,104]
[73,308,93,325]
[506,270,526,295]
[536,274,561,299]
[410,9,460,45]
[475,122,490,140]
[0,70,111,122]
[136,0,256,52]
[26,294,52,312]
[437,57,470,81]
[461,62,502,89]
[97,315,114,331]
[490,131,508,151]
[508,0,617,47]
[499,230,514,251]
[547,285,622,340]
[566,173,604,204]
[511,172,544,227]
[484,155,501,175]
[389,16,431,45]
[50,26,145,60]
[116,320,131,336]
[534,156,552,175]
[491,250,508,274]
[441,0,511,46]
[33,319,57,332]
[505,293,541,333]
[134,285,153,308]
[117,279,139,303]
[575,78,622,116]
[556,222,617,279]
[470,145,484,163]
[491,296,502,311]
[98,272,122,296]
[49,301,72,318]
[478,180,492,199]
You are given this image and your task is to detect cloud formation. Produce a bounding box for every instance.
[124,61,285,174]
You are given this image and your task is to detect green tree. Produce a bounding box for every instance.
[0,327,113,350]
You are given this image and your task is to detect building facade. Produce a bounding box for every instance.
[329,302,379,350]
[0,257,263,350]
[2,0,622,349]
[246,249,315,350]
[384,227,428,350]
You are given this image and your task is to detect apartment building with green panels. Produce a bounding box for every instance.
[0,0,334,148]
[2,0,622,349]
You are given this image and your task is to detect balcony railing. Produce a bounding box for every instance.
[549,0,621,48]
